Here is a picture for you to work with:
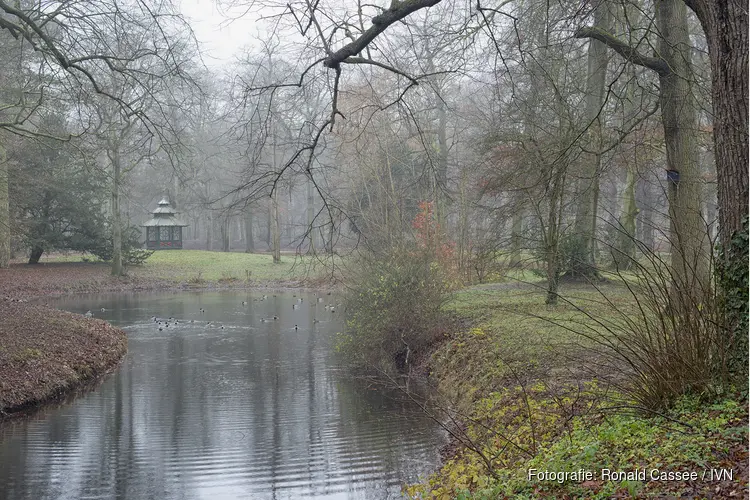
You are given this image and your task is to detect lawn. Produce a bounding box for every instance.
[133,250,335,284]
[34,250,339,286]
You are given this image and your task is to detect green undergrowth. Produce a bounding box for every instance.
[408,285,748,499]
[407,392,746,499]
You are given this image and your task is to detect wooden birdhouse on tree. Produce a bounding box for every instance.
[142,198,188,249]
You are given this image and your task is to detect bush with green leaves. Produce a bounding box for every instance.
[338,245,455,374]
[89,226,153,267]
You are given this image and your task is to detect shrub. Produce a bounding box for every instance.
[339,246,455,374]
[561,238,737,410]
[90,226,154,267]
[339,201,458,374]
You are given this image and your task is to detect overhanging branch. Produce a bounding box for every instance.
[323,0,443,69]
[574,26,670,75]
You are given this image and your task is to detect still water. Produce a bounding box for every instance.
[0,291,443,499]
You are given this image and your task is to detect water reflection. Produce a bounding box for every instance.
[0,291,443,499]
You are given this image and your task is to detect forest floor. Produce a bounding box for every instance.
[406,284,749,499]
[0,250,330,423]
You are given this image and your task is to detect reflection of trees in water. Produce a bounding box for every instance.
[0,291,442,499]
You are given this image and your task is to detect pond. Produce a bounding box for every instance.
[0,291,444,499]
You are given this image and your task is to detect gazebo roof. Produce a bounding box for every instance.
[142,217,188,227]
[152,198,178,215]
[142,198,188,227]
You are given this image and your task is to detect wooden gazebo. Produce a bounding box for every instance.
[142,198,188,249]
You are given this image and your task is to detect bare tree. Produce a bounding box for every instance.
[0,0,198,269]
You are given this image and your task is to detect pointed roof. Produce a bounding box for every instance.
[142,198,188,227]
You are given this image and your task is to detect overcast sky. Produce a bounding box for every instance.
[179,0,260,67]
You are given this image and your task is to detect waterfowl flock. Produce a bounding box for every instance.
[86,292,341,333]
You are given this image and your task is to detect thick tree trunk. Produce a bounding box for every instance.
[637,177,656,253]
[28,245,44,264]
[569,0,610,279]
[266,203,272,249]
[657,0,710,292]
[207,213,214,251]
[0,144,8,268]
[684,0,748,371]
[575,0,710,291]
[684,0,749,248]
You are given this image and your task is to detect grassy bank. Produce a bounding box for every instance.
[0,301,127,422]
[406,284,748,498]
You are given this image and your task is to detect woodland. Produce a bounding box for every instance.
[0,0,747,497]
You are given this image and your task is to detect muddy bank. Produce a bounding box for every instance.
[0,300,127,423]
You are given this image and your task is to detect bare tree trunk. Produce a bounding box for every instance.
[613,164,638,269]
[576,0,711,291]
[272,188,281,263]
[509,195,523,268]
[0,144,8,268]
[245,207,255,253]
[436,89,449,229]
[457,165,469,279]
[28,245,44,265]
[306,177,315,253]
[221,217,230,252]
[545,167,566,305]
[638,179,656,252]
[657,0,710,292]
[207,212,214,251]
[684,0,748,249]
[111,149,123,276]
[265,201,272,249]
[569,0,610,279]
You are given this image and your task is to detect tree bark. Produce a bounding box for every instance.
[684,0,749,248]
[221,216,230,252]
[570,0,611,279]
[0,143,8,268]
[245,207,255,253]
[111,147,123,277]
[613,164,638,270]
[509,196,523,267]
[266,202,272,249]
[306,176,315,253]
[576,0,711,292]
[28,245,44,264]
[272,188,281,263]
[656,0,710,292]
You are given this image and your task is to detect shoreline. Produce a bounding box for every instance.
[0,260,330,425]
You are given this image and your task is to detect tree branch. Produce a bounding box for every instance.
[574,26,670,75]
[323,0,443,69]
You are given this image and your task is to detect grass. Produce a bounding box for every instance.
[407,282,748,499]
[38,250,338,286]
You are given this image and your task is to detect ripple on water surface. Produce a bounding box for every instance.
[0,291,444,500]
